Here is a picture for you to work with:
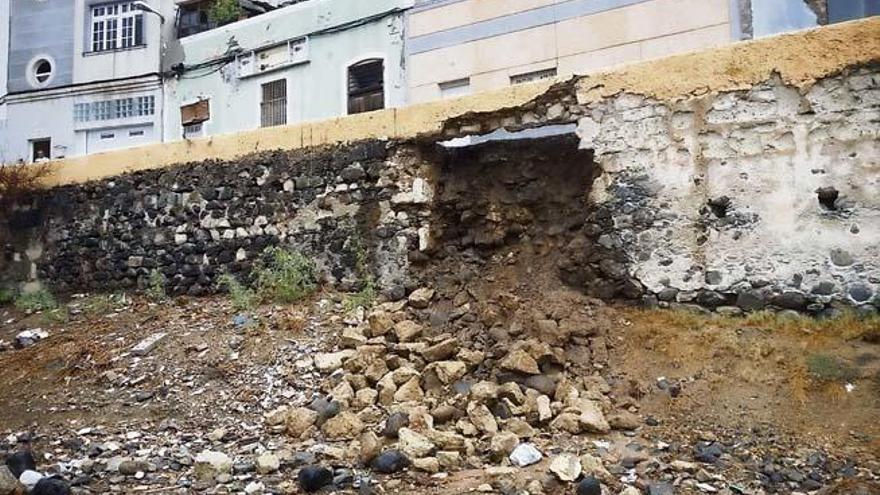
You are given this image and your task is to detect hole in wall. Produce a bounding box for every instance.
[707,196,732,218]
[816,187,839,210]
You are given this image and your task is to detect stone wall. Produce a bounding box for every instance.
[578,66,880,314]
[0,143,432,297]
[2,63,879,316]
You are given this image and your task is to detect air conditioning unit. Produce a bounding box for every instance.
[237,37,309,79]
[237,52,256,78]
[288,37,309,64]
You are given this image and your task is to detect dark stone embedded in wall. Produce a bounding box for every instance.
[3,142,423,296]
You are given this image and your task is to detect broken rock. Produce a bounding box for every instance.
[314,350,355,373]
[549,453,582,482]
[429,360,467,384]
[398,428,436,459]
[285,407,319,438]
[321,411,364,440]
[500,349,541,375]
[467,404,499,435]
[394,320,423,342]
[130,332,167,356]
[0,466,23,495]
[194,451,232,480]
[421,338,459,362]
[408,288,435,309]
[509,443,543,467]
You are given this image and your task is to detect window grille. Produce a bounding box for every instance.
[261,79,288,127]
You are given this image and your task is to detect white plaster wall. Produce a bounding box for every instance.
[580,68,880,308]
[163,4,409,141]
[72,0,176,83]
[4,83,164,162]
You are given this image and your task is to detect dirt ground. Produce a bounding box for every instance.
[0,287,877,494]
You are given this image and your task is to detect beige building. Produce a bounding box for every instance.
[406,0,877,103]
[407,0,738,102]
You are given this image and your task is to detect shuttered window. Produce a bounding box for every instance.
[261,79,287,127]
[347,59,384,115]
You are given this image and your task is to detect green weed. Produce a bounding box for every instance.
[218,273,258,312]
[253,247,317,304]
[146,269,167,302]
[14,288,57,313]
[806,353,860,383]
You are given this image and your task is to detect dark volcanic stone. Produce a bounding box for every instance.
[381,412,410,439]
[298,466,334,493]
[32,477,71,495]
[576,477,602,495]
[736,290,765,311]
[6,451,36,478]
[370,450,409,474]
[694,442,724,464]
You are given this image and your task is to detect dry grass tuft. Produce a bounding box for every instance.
[624,307,880,340]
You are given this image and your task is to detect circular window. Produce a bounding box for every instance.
[27,56,55,88]
[34,60,53,83]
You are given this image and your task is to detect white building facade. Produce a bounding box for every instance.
[1,0,175,163]
[163,0,412,141]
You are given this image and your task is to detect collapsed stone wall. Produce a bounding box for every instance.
[1,64,879,316]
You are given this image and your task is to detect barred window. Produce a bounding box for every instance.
[73,95,156,123]
[260,79,287,127]
[91,2,145,52]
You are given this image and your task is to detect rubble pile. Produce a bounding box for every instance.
[0,290,877,494]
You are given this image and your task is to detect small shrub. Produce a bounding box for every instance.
[146,269,167,302]
[42,306,69,325]
[253,247,317,304]
[208,0,241,25]
[344,283,376,313]
[0,288,15,305]
[218,273,258,312]
[0,162,53,205]
[806,353,860,383]
[83,295,113,315]
[14,288,57,313]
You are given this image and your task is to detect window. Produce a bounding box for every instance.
[34,60,53,84]
[183,122,204,139]
[828,0,880,22]
[28,58,55,88]
[129,129,145,137]
[261,79,287,127]
[180,100,210,137]
[31,139,51,162]
[347,59,384,115]
[74,96,155,123]
[439,78,471,99]
[510,67,557,85]
[91,2,144,52]
[100,132,116,140]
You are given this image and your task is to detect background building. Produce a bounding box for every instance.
[163,0,412,141]
[0,0,876,161]
[0,0,8,163]
[406,0,879,103]
[1,0,176,163]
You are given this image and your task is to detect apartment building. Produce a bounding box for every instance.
[0,0,875,162]
[0,0,177,163]
[406,0,879,103]
[163,0,412,141]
